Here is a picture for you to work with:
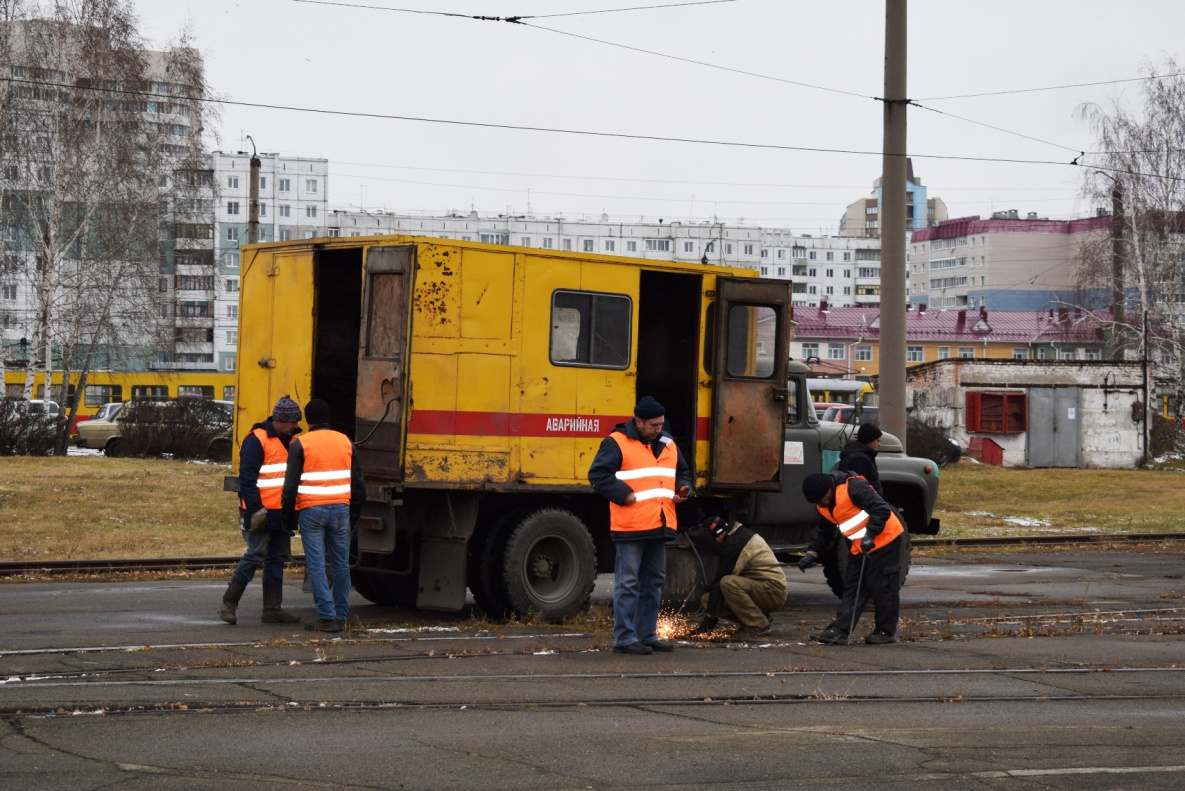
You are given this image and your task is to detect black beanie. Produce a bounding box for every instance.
[304,398,331,425]
[801,473,833,504]
[857,422,883,444]
[633,396,665,419]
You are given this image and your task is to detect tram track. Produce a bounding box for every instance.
[3,532,1183,577]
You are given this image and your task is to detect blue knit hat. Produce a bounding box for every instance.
[272,394,302,423]
[633,396,665,419]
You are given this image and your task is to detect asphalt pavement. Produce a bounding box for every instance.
[2,547,1184,790]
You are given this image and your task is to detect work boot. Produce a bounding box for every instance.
[810,626,850,645]
[643,640,675,653]
[219,578,248,625]
[733,623,772,641]
[261,582,300,624]
[305,618,343,633]
[865,629,898,645]
[612,641,653,655]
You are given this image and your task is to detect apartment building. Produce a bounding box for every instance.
[838,159,948,238]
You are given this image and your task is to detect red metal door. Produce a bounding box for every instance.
[709,277,791,489]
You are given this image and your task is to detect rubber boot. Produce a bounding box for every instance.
[261,581,300,623]
[219,578,248,625]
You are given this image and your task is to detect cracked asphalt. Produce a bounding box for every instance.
[2,546,1184,789]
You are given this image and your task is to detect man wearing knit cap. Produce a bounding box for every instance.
[219,395,304,625]
[797,470,907,645]
[589,396,693,654]
[282,399,366,632]
[835,422,884,496]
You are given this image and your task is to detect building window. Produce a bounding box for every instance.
[684,242,694,253]
[966,391,1026,434]
[227,227,239,242]
[843,286,851,295]
[227,176,238,189]
[520,237,531,247]
[224,356,236,372]
[223,386,236,401]
[644,239,670,252]
[132,385,168,399]
[937,347,950,360]
[843,252,851,261]
[584,239,594,252]
[825,286,834,295]
[278,178,290,191]
[760,266,769,276]
[259,176,267,190]
[227,305,238,319]
[725,243,732,254]
[958,347,975,359]
[543,237,554,249]
[855,345,872,362]
[226,330,237,345]
[626,241,637,252]
[479,233,509,245]
[777,250,786,259]
[2,284,17,300]
[1085,347,1102,361]
[1058,347,1077,360]
[259,203,267,217]
[1012,347,1029,360]
[800,342,819,359]
[550,290,632,369]
[178,385,215,399]
[907,346,924,363]
[744,244,753,255]
[563,239,572,251]
[305,179,318,193]
[226,201,239,215]
[761,249,768,258]
[279,205,291,217]
[306,205,318,218]
[808,251,816,260]
[1037,347,1047,360]
[605,240,615,252]
[827,343,845,360]
[279,229,292,241]
[826,251,834,261]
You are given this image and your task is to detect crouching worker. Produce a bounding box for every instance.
[689,517,788,640]
[798,471,906,645]
[219,395,303,625]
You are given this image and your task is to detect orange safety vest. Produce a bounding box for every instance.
[241,427,288,512]
[294,429,355,510]
[609,432,679,534]
[817,478,904,556]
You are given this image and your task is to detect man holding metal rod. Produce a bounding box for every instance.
[798,470,906,645]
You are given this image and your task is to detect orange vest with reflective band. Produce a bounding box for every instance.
[609,432,679,534]
[241,427,288,511]
[294,430,354,510]
[816,478,904,556]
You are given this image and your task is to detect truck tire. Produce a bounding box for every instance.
[501,509,596,623]
[820,531,912,599]
[468,509,525,618]
[354,570,418,607]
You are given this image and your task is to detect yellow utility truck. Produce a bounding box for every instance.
[231,236,940,621]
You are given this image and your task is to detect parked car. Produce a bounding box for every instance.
[820,405,961,465]
[1,398,61,455]
[812,401,847,420]
[74,402,126,451]
[821,405,879,425]
[26,399,60,415]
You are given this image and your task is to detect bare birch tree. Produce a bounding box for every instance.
[0,0,215,450]
[1076,59,1185,398]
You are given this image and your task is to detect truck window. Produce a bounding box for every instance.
[725,304,777,378]
[550,290,631,369]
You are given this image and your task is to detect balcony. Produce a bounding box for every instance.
[854,292,881,305]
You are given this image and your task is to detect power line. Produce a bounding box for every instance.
[917,72,1185,102]
[287,0,735,21]
[0,76,1088,169]
[524,0,737,18]
[909,101,1084,155]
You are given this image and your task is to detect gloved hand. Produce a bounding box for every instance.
[860,535,876,554]
[798,551,818,572]
[691,615,718,635]
[248,508,268,533]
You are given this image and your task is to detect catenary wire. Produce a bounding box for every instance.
[917,71,1185,102]
[288,0,735,20]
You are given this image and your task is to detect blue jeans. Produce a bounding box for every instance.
[298,504,352,621]
[613,538,666,647]
[231,524,290,587]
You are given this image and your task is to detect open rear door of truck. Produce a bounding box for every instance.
[709,277,791,490]
[354,245,415,480]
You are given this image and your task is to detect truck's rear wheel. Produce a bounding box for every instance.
[501,509,596,623]
[468,510,524,618]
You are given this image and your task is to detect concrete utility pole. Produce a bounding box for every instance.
[247,135,260,245]
[878,0,908,449]
[1109,180,1125,360]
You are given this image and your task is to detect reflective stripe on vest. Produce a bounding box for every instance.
[816,478,904,556]
[294,430,355,510]
[608,432,679,533]
[241,427,288,511]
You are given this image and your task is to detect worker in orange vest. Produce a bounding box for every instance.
[589,396,692,655]
[220,395,303,625]
[798,470,906,645]
[281,399,365,633]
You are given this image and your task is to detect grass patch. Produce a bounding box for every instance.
[934,463,1185,537]
[0,457,244,560]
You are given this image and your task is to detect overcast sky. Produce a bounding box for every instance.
[137,0,1185,231]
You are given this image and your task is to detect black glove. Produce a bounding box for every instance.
[798,551,818,572]
[860,535,876,554]
[692,615,718,635]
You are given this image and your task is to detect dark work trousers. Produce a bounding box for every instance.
[828,534,902,637]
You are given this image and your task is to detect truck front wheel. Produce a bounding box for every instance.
[501,509,597,623]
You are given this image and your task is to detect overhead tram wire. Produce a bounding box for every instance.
[288,0,736,21]
[917,71,1185,102]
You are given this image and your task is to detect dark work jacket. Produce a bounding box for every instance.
[835,439,882,496]
[806,471,894,557]
[238,419,298,527]
[280,424,367,531]
[588,419,692,542]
